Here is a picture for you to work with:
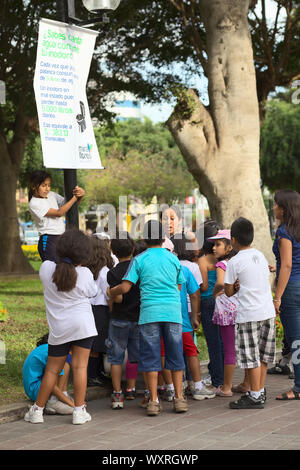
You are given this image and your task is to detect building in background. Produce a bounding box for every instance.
[105,91,143,121]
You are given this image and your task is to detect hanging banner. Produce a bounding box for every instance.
[34,18,103,169]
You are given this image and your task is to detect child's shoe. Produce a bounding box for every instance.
[125,388,137,400]
[162,388,175,402]
[147,400,163,416]
[193,385,216,400]
[173,396,189,413]
[229,393,264,409]
[111,391,124,409]
[45,400,74,415]
[72,405,92,424]
[140,390,150,408]
[24,405,44,424]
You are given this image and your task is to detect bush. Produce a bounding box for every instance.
[22,244,40,261]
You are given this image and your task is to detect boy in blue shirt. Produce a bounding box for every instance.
[108,220,188,416]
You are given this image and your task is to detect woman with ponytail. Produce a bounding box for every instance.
[24,229,98,425]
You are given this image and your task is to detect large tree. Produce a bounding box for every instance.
[1,0,300,272]
[92,0,300,261]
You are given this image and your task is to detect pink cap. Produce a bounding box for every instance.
[207,229,231,241]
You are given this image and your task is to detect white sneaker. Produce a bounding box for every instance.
[24,405,44,424]
[45,400,74,415]
[72,405,92,425]
[193,385,216,400]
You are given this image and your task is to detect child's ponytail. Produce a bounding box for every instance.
[52,229,92,292]
[52,259,78,292]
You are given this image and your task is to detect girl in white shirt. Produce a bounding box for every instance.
[28,170,85,262]
[24,229,98,425]
[86,236,114,386]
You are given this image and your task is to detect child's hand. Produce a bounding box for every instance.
[106,287,112,299]
[192,318,200,331]
[269,265,276,273]
[273,298,281,314]
[234,280,240,292]
[73,186,85,198]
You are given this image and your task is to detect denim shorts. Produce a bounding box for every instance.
[105,319,139,365]
[139,322,185,372]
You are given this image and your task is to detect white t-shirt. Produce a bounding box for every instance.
[39,261,98,345]
[90,266,109,307]
[180,260,203,313]
[29,191,65,235]
[224,248,275,323]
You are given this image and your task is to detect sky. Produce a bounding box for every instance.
[141,0,286,123]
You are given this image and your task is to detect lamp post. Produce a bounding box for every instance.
[57,0,121,229]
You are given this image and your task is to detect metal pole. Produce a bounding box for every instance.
[58,0,79,229]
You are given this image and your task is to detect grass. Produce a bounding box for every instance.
[0,275,47,405]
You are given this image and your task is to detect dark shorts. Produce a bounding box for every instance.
[38,234,60,262]
[91,305,110,353]
[48,336,96,357]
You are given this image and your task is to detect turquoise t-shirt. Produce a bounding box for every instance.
[181,265,200,333]
[201,270,217,298]
[22,344,64,401]
[123,248,186,325]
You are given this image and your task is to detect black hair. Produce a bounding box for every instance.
[52,229,92,291]
[86,236,114,280]
[274,189,300,242]
[196,220,221,255]
[230,217,254,247]
[133,239,148,257]
[29,170,51,201]
[214,238,237,261]
[110,232,134,258]
[170,236,195,262]
[36,333,49,347]
[143,220,164,246]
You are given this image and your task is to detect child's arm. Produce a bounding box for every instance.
[190,290,200,331]
[107,280,133,298]
[45,195,78,218]
[213,266,225,298]
[224,283,236,297]
[51,384,74,408]
[198,257,208,291]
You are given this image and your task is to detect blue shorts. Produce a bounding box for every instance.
[105,320,139,365]
[139,322,185,372]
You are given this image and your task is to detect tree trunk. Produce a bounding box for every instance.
[167,0,274,263]
[0,133,34,274]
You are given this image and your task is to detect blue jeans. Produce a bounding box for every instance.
[139,322,185,372]
[280,281,300,393]
[106,320,139,365]
[201,297,224,387]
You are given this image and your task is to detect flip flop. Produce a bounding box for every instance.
[232,384,249,394]
[276,391,300,401]
[216,387,233,397]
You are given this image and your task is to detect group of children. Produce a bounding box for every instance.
[23,170,277,425]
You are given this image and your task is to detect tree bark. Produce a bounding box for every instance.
[0,130,34,274]
[167,0,274,263]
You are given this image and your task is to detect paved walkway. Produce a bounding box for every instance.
[0,369,300,451]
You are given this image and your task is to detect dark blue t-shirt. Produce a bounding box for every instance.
[272,224,300,283]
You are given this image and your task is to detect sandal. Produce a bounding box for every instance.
[276,391,300,401]
[232,384,249,394]
[216,386,233,397]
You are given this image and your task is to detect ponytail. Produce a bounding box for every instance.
[52,261,77,292]
[52,229,92,291]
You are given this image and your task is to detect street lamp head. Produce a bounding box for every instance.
[82,0,121,13]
